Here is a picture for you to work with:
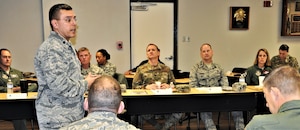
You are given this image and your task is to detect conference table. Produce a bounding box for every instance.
[0,86,263,125]
[122,87,262,122]
[0,92,37,120]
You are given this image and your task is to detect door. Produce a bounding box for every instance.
[131,2,174,69]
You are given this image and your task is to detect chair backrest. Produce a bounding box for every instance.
[113,73,129,89]
[232,67,247,74]
[173,70,190,79]
[228,67,247,86]
[227,76,239,87]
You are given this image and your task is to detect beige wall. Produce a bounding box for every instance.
[178,0,300,72]
[0,0,43,72]
[1,0,300,74]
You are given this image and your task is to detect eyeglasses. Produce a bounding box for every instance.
[58,16,77,23]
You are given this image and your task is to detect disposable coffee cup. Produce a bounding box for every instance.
[20,79,28,93]
[259,76,265,86]
[120,84,126,93]
[155,81,161,89]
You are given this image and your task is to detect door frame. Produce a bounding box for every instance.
[129,0,179,74]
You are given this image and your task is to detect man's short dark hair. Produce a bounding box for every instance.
[279,44,289,52]
[0,48,10,56]
[49,3,73,31]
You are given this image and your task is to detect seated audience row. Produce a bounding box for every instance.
[4,3,300,130]
[128,43,299,130]
[77,47,129,88]
[75,32,300,130]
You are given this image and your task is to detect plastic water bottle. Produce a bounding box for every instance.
[7,78,13,93]
[239,76,245,83]
[237,73,247,91]
[239,72,247,83]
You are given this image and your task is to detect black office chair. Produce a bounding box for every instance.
[180,112,221,130]
[179,113,199,130]
[228,67,247,86]
[219,67,247,129]
[232,67,247,74]
[113,73,129,88]
[180,68,247,130]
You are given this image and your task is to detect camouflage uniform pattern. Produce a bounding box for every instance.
[81,64,105,76]
[245,65,272,85]
[0,67,37,92]
[98,61,116,76]
[60,111,140,130]
[189,61,244,130]
[189,61,228,87]
[34,31,88,129]
[271,55,299,69]
[132,63,182,130]
[132,63,175,89]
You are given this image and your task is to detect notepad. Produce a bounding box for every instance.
[151,89,173,94]
[6,93,27,99]
[196,87,222,93]
[130,90,148,95]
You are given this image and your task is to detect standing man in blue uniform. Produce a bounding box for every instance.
[34,4,99,129]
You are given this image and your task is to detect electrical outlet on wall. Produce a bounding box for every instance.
[183,36,190,42]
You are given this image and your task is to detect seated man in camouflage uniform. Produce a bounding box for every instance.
[61,75,139,130]
[77,47,105,77]
[132,43,182,130]
[271,44,299,70]
[189,43,244,130]
[0,48,38,130]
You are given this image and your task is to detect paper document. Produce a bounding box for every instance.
[196,87,222,93]
[130,90,148,95]
[151,89,173,94]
